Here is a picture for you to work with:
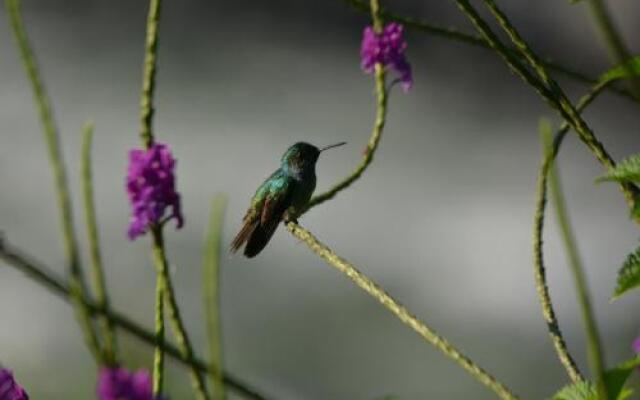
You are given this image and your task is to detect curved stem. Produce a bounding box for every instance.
[530,81,610,383]
[286,222,519,400]
[5,0,101,364]
[306,0,388,211]
[82,122,118,366]
[533,130,584,384]
[544,127,608,399]
[0,239,271,400]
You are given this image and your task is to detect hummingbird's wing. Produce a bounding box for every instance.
[230,172,295,258]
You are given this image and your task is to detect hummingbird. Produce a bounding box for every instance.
[230,141,346,258]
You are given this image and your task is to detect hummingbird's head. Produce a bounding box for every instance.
[281,141,346,177]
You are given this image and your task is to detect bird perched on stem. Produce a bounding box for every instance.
[230,141,346,257]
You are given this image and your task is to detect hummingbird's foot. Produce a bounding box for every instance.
[283,211,299,224]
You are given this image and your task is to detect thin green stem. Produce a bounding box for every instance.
[203,196,228,400]
[530,81,610,384]
[480,0,639,209]
[152,228,210,400]
[455,0,640,221]
[139,0,165,392]
[140,0,161,148]
[0,239,271,400]
[138,0,210,397]
[5,0,101,364]
[285,222,519,400]
[587,0,640,99]
[532,124,583,383]
[82,122,118,366]
[151,234,166,395]
[305,0,388,212]
[542,125,608,399]
[451,0,556,113]
[340,0,635,101]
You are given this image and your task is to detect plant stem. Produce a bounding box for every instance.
[305,0,388,211]
[138,0,210,396]
[140,0,161,148]
[542,124,608,400]
[203,196,228,400]
[455,0,640,222]
[285,222,519,400]
[82,122,118,366]
[5,0,101,364]
[340,0,635,101]
[0,239,270,400]
[138,0,164,392]
[480,0,638,210]
[533,135,584,383]
[530,81,610,383]
[151,228,210,400]
[587,0,640,99]
[151,234,166,395]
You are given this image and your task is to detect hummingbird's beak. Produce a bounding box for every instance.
[320,142,347,152]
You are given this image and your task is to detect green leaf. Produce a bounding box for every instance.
[552,381,596,400]
[632,199,640,219]
[603,357,640,400]
[599,56,640,84]
[596,154,640,184]
[612,245,640,300]
[551,358,640,400]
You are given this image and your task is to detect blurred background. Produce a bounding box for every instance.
[1,0,639,398]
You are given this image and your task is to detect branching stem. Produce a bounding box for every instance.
[531,81,610,383]
[138,1,209,398]
[150,228,210,400]
[454,0,639,221]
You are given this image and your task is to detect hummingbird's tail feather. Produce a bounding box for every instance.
[230,219,258,254]
[244,222,279,258]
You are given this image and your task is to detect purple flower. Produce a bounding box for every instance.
[0,368,29,400]
[633,337,640,354]
[97,368,163,400]
[360,22,412,91]
[126,142,183,240]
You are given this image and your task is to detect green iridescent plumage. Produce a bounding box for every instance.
[231,141,345,258]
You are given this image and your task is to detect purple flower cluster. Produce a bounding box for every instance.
[126,143,183,240]
[97,368,161,400]
[0,368,29,400]
[634,337,640,354]
[360,22,412,91]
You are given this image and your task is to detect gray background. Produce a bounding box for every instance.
[1,0,639,398]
